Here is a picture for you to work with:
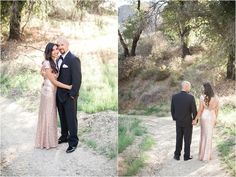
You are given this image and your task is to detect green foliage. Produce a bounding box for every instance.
[220,102,236,114]
[217,125,236,176]
[1,61,117,114]
[161,1,194,41]
[98,146,117,159]
[119,116,156,176]
[74,0,115,15]
[82,138,97,149]
[0,69,41,97]
[122,9,146,45]
[141,67,170,81]
[118,117,147,153]
[131,119,147,136]
[78,63,117,113]
[143,103,170,117]
[118,118,135,153]
[124,157,145,176]
[0,1,12,24]
[139,136,155,151]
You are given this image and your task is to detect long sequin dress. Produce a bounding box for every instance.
[35,60,58,149]
[198,95,219,161]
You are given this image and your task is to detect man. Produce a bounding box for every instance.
[56,38,82,153]
[171,81,197,161]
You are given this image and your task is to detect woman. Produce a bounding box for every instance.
[35,43,71,149]
[193,82,219,161]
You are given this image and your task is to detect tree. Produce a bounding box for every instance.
[203,1,235,80]
[118,0,167,58]
[8,1,26,40]
[118,29,130,57]
[118,0,149,57]
[119,0,148,57]
[214,1,235,80]
[161,1,200,59]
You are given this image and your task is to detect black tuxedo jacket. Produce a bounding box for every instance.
[171,91,197,127]
[56,51,82,102]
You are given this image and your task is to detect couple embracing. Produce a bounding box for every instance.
[35,38,82,153]
[171,81,219,162]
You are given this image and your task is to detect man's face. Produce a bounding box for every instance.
[57,41,68,54]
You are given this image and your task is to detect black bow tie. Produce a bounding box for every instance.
[59,56,63,60]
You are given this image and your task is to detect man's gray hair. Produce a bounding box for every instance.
[181,80,191,89]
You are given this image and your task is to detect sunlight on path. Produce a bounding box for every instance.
[135,116,231,177]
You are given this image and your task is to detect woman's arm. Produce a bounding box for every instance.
[193,101,204,125]
[45,68,71,90]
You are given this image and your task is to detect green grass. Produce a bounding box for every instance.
[217,125,236,176]
[119,116,156,176]
[118,127,135,153]
[0,61,117,114]
[139,136,156,151]
[121,136,155,176]
[124,157,145,176]
[0,70,41,96]
[78,62,117,113]
[118,117,147,153]
[78,126,92,134]
[220,102,236,114]
[83,139,97,149]
[142,103,170,117]
[98,145,117,159]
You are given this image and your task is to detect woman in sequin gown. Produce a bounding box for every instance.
[193,82,219,161]
[35,43,72,149]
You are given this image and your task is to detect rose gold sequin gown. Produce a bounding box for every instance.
[35,60,58,149]
[199,95,218,161]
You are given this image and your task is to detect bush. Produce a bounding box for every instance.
[169,71,184,87]
[119,57,145,80]
[141,67,170,81]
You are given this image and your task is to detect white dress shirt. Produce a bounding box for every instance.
[58,50,70,70]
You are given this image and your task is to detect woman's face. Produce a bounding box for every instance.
[51,45,59,60]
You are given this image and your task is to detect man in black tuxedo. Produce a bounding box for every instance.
[171,81,197,161]
[56,38,82,153]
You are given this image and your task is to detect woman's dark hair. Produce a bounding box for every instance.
[203,82,214,107]
[44,42,58,73]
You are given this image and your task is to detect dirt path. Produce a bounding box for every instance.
[0,97,116,176]
[136,116,231,177]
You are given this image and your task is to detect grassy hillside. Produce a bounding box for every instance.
[119,32,235,117]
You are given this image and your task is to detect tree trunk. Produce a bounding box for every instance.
[118,30,130,57]
[130,27,143,56]
[181,40,190,58]
[180,27,191,59]
[137,0,140,11]
[226,46,235,80]
[8,1,25,40]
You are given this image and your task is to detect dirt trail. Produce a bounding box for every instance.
[0,97,116,176]
[136,116,231,177]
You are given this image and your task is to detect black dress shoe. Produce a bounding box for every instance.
[174,156,180,160]
[58,139,68,144]
[66,146,76,153]
[184,156,193,161]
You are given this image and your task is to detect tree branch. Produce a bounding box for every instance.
[21,0,35,34]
